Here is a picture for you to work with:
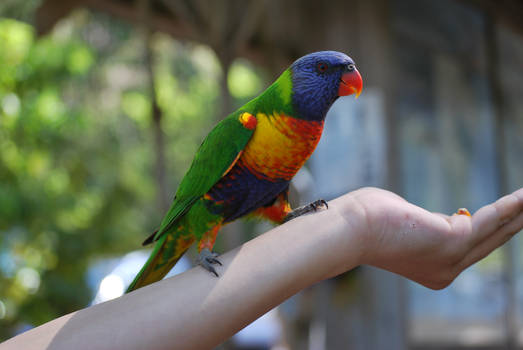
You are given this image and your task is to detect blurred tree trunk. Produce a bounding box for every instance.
[146,32,170,213]
[218,52,233,122]
[138,0,169,213]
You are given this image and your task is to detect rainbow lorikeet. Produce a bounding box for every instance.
[126,51,363,292]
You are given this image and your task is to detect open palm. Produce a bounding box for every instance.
[345,187,523,289]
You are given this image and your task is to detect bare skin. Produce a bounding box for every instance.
[2,187,522,350]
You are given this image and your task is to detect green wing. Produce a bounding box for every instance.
[143,111,256,245]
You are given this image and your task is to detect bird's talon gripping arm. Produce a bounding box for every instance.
[314,199,328,210]
[198,248,222,277]
[282,199,329,223]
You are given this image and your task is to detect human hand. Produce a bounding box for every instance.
[338,187,523,289]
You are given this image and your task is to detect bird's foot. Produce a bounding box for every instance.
[198,248,222,277]
[282,199,329,223]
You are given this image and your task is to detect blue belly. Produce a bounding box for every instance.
[205,162,289,222]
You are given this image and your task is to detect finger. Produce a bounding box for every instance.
[469,189,523,247]
[459,211,523,269]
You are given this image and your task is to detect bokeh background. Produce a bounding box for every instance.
[1,0,522,349]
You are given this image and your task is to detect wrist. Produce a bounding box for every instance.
[317,191,369,279]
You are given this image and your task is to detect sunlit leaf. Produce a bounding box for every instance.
[35,89,65,123]
[227,59,263,99]
[0,19,33,65]
[121,91,151,128]
[67,44,94,75]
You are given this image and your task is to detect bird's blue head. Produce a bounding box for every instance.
[290,51,362,121]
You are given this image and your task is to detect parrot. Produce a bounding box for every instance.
[126,51,363,292]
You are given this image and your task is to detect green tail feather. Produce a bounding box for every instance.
[125,234,191,293]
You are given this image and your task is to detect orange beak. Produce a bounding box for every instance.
[338,69,363,98]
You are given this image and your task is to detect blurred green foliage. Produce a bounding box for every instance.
[0,9,265,340]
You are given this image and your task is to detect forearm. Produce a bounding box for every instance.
[1,194,365,350]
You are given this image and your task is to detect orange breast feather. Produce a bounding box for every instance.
[239,113,324,181]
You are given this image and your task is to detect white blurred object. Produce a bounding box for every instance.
[96,274,124,302]
[91,250,192,304]
[16,267,40,294]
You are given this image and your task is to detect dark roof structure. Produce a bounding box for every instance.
[35,0,523,72]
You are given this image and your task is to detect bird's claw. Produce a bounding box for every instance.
[311,199,328,211]
[282,199,329,223]
[198,248,222,277]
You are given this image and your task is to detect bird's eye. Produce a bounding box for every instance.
[347,64,356,72]
[316,62,328,73]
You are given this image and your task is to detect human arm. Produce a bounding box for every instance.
[2,187,522,350]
